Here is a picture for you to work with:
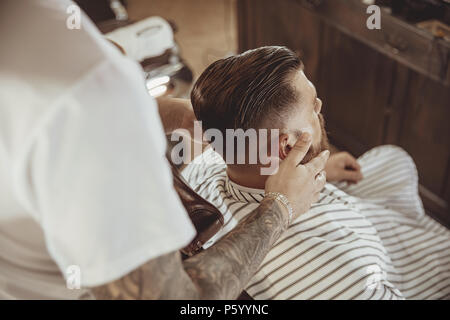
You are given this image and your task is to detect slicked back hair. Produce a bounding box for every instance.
[191,46,303,134]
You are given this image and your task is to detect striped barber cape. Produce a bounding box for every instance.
[182,145,450,300]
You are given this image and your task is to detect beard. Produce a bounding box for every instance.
[300,113,329,165]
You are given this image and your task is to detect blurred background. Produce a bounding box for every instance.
[75,0,450,227]
[127,0,238,79]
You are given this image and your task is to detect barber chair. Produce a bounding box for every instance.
[167,156,253,300]
[167,155,225,258]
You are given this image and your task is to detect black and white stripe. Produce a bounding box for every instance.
[182,145,450,300]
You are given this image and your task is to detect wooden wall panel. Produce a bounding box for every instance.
[238,0,322,82]
[317,25,397,156]
[397,72,450,196]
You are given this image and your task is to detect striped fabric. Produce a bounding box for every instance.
[182,145,450,300]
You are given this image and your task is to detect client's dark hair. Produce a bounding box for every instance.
[191,46,303,134]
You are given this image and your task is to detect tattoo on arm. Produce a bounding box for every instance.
[183,198,287,299]
[90,251,199,299]
[91,198,287,299]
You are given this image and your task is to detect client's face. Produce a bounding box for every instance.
[287,70,329,164]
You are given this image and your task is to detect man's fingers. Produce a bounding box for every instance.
[344,153,361,171]
[315,170,327,192]
[286,133,312,166]
[312,191,321,204]
[341,169,363,183]
[305,150,330,175]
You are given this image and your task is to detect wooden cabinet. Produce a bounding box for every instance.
[237,0,450,227]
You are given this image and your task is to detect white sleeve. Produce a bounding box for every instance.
[17,58,196,287]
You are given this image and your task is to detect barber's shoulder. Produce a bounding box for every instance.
[7,0,117,88]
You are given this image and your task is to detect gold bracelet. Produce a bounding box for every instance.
[264,192,294,226]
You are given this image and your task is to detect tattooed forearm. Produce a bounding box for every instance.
[91,252,200,299]
[183,198,287,299]
[91,198,288,300]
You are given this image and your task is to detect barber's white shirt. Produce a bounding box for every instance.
[0,0,195,299]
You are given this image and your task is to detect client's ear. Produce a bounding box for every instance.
[279,133,294,160]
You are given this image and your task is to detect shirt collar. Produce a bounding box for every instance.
[225,176,265,203]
